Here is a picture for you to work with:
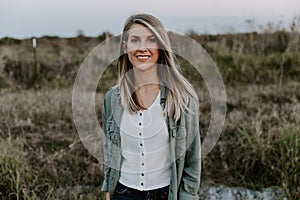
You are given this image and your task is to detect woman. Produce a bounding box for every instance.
[101,13,201,200]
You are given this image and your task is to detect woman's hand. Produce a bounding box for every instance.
[105,192,110,200]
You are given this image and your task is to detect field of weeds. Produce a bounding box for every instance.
[0,28,300,199]
[0,88,104,199]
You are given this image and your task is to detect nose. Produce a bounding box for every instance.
[138,40,147,52]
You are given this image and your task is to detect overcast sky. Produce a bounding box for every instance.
[1,0,299,38]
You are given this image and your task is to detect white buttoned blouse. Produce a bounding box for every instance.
[119,92,171,191]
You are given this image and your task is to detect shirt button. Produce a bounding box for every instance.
[141,173,144,176]
[140,113,142,116]
[141,153,144,156]
[141,163,144,166]
[141,183,144,186]
[139,122,142,126]
[140,143,143,147]
[139,133,142,136]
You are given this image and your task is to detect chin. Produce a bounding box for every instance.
[133,63,156,71]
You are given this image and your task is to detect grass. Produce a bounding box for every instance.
[0,80,299,199]
[201,82,300,199]
[0,27,300,199]
[0,88,104,199]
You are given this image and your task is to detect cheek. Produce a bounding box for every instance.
[152,49,159,59]
[127,52,136,64]
[126,46,136,53]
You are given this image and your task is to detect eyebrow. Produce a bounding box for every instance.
[129,35,155,38]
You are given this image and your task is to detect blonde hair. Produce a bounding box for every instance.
[118,13,198,121]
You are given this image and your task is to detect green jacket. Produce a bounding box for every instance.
[101,84,201,200]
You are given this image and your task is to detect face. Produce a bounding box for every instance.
[124,23,159,71]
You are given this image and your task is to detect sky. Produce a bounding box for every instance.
[1,0,299,39]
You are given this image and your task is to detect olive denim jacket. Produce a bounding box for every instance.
[101,84,201,200]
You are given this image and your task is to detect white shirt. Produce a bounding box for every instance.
[119,92,171,191]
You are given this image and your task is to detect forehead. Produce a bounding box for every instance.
[127,23,154,37]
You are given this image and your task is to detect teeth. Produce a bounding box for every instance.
[137,55,150,58]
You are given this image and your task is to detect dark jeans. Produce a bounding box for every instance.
[113,182,169,200]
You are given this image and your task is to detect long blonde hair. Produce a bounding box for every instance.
[118,13,198,121]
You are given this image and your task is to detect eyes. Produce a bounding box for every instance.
[148,38,157,43]
[129,37,157,44]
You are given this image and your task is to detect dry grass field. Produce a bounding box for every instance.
[0,26,299,199]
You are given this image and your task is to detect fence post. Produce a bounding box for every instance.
[32,37,37,86]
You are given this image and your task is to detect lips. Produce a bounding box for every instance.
[136,55,151,62]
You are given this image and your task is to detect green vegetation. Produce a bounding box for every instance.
[0,21,299,199]
[0,89,105,199]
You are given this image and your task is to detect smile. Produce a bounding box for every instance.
[136,55,151,62]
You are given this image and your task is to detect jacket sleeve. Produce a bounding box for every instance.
[101,91,111,192]
[179,97,201,200]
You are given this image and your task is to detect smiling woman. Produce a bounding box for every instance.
[124,23,159,72]
[101,13,201,200]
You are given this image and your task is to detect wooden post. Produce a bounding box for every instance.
[32,37,37,86]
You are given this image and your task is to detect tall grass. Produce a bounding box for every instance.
[0,88,104,199]
[0,18,299,199]
[0,136,57,199]
[0,81,299,199]
[201,82,300,199]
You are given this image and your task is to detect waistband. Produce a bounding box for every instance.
[117,182,169,199]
